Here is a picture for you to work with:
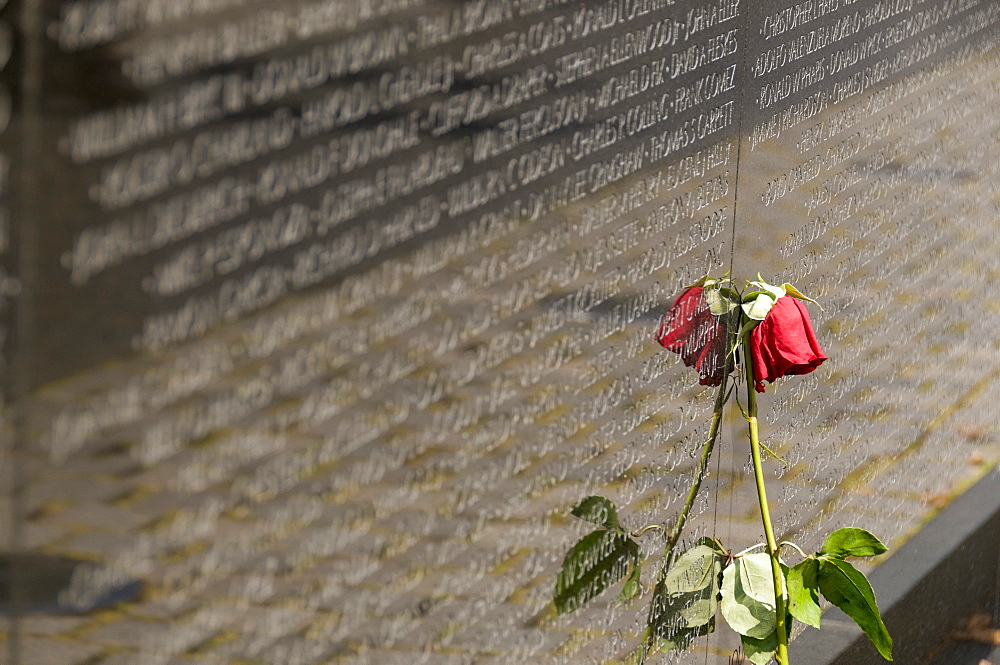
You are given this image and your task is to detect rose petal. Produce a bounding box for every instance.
[655,286,730,386]
[749,296,827,392]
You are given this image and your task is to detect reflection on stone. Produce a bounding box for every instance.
[2,0,1000,663]
[0,553,142,614]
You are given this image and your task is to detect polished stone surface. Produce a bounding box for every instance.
[2,1,1000,664]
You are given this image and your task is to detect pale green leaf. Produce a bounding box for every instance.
[721,553,778,639]
[679,595,717,627]
[647,543,725,652]
[818,558,892,660]
[741,632,778,665]
[787,559,821,629]
[819,528,887,559]
[738,553,777,605]
[662,545,722,596]
[704,286,738,315]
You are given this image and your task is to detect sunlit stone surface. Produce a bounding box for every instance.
[1,0,999,663]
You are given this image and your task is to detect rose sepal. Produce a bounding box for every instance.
[749,277,787,300]
[741,278,785,320]
[683,274,727,290]
[738,317,761,337]
[781,283,824,310]
[742,293,777,320]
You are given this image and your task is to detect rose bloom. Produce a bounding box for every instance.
[749,296,827,392]
[655,286,728,386]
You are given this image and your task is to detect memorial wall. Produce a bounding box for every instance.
[2,0,999,663]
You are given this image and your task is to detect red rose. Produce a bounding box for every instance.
[655,286,729,386]
[748,296,827,392]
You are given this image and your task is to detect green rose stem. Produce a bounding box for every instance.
[743,343,790,665]
[638,349,733,663]
[661,371,729,562]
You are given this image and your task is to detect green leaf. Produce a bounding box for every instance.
[818,558,893,660]
[554,529,638,615]
[571,496,621,530]
[819,528,888,559]
[660,545,715,595]
[741,632,778,665]
[787,559,822,629]
[647,543,725,652]
[721,553,777,639]
[617,557,642,601]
